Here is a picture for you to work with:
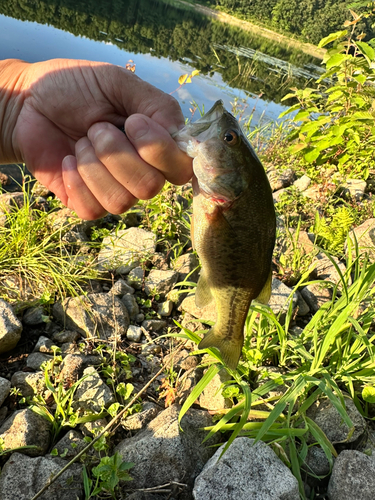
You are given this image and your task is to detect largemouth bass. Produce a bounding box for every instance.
[174,100,276,370]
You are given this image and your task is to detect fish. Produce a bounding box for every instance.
[174,100,276,370]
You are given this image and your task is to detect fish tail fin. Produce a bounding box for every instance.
[198,327,243,371]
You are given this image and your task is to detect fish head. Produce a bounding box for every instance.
[174,100,261,204]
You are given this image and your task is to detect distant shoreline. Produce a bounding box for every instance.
[176,0,326,60]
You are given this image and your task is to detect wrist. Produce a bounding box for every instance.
[0,59,30,164]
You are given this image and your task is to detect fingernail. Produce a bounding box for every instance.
[87,123,104,144]
[125,115,150,140]
[62,155,77,171]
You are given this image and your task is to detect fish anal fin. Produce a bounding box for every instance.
[198,327,243,370]
[255,270,272,305]
[195,271,214,308]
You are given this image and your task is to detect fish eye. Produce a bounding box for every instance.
[223,130,238,146]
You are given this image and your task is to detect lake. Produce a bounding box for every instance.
[0,0,324,127]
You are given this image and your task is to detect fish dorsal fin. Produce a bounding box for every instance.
[195,270,214,308]
[255,270,272,305]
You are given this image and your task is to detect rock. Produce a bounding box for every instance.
[0,408,51,456]
[0,407,8,426]
[173,253,200,283]
[179,293,217,323]
[73,366,115,413]
[22,306,49,325]
[52,330,81,344]
[127,267,144,290]
[31,180,50,198]
[342,178,367,201]
[11,372,46,398]
[157,300,174,317]
[294,174,311,191]
[302,184,322,201]
[272,187,287,204]
[304,445,331,477]
[110,279,135,296]
[141,344,162,355]
[97,227,156,274]
[33,336,54,354]
[181,313,204,334]
[314,252,347,285]
[0,377,11,407]
[26,352,54,370]
[121,402,159,431]
[145,269,179,298]
[199,368,232,411]
[135,313,145,323]
[306,397,366,445]
[0,452,83,500]
[58,354,101,384]
[327,450,375,500]
[121,293,139,319]
[53,293,130,340]
[126,325,143,342]
[52,429,87,459]
[268,278,298,317]
[301,283,332,313]
[295,290,310,316]
[193,437,300,500]
[60,342,80,355]
[0,299,22,354]
[150,252,170,270]
[349,218,375,261]
[164,349,199,372]
[141,319,167,333]
[115,405,218,497]
[267,167,295,192]
[46,207,95,234]
[79,417,107,437]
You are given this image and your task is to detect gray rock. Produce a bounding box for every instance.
[141,344,162,356]
[97,227,156,274]
[295,290,310,316]
[0,407,8,426]
[31,180,50,198]
[110,278,135,296]
[199,368,232,411]
[327,450,375,500]
[52,330,81,344]
[293,174,311,191]
[302,185,321,201]
[0,408,51,456]
[121,402,159,431]
[173,253,200,283]
[79,417,107,437]
[267,167,295,192]
[150,252,170,270]
[314,253,347,285]
[0,377,11,407]
[304,445,332,477]
[342,178,367,201]
[60,342,80,355]
[272,187,287,204]
[0,299,22,354]
[122,293,139,319]
[53,293,130,340]
[164,349,199,372]
[349,218,375,261]
[135,313,145,323]
[115,405,218,497]
[11,371,46,398]
[157,300,174,317]
[126,325,143,342]
[145,269,179,298]
[179,293,217,323]
[73,366,115,413]
[22,306,49,325]
[26,352,54,370]
[193,437,300,500]
[52,429,87,459]
[33,336,54,353]
[268,278,298,317]
[306,397,366,445]
[141,319,167,333]
[301,283,332,313]
[0,452,83,500]
[127,266,144,290]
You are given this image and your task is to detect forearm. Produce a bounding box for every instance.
[0,59,30,164]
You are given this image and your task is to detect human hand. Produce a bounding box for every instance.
[0,58,192,219]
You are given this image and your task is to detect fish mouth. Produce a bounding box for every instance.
[197,180,234,208]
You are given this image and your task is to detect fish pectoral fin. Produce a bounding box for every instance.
[195,271,214,308]
[254,270,273,305]
[198,327,243,370]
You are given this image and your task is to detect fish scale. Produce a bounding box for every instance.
[174,100,276,370]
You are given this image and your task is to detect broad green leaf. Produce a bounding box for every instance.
[319,30,348,48]
[325,53,348,70]
[362,385,375,403]
[294,110,310,121]
[279,103,301,118]
[304,148,320,163]
[356,41,375,62]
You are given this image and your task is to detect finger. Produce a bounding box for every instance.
[125,114,193,185]
[74,137,138,215]
[62,154,107,220]
[87,122,165,199]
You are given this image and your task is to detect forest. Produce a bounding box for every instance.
[200,0,375,44]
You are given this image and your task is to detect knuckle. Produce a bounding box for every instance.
[135,171,165,200]
[103,187,135,214]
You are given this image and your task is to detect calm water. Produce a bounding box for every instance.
[0,0,323,126]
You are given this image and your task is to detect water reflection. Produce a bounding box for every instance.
[0,0,323,124]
